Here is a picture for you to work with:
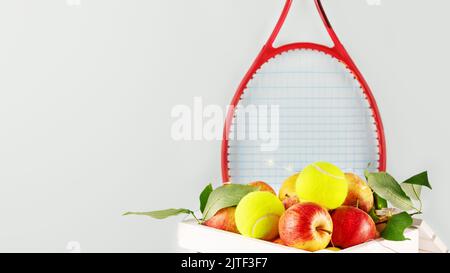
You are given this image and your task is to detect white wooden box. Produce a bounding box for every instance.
[177,218,447,253]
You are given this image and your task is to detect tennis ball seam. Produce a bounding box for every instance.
[251,213,280,237]
[311,163,345,180]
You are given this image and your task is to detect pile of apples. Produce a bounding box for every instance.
[204,170,378,252]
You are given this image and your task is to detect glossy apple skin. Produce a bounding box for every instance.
[343,173,374,213]
[331,206,377,249]
[204,207,238,233]
[249,181,276,195]
[279,203,333,252]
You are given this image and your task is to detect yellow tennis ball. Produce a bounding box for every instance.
[235,191,285,241]
[296,162,348,210]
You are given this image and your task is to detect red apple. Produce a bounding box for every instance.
[203,207,238,233]
[279,203,333,252]
[376,223,386,238]
[272,237,286,246]
[343,173,374,213]
[331,206,377,249]
[249,181,276,195]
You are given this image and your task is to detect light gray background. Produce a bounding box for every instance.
[0,0,449,253]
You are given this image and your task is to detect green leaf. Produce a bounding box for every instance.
[364,169,370,181]
[199,184,213,213]
[123,208,193,219]
[403,171,432,189]
[368,207,380,223]
[400,172,431,201]
[366,172,415,211]
[374,193,388,210]
[401,172,433,201]
[381,212,413,241]
[202,184,258,221]
[401,183,422,201]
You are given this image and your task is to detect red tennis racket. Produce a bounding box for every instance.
[222,0,386,188]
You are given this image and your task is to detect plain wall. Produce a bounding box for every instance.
[0,0,449,252]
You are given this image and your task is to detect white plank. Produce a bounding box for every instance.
[177,219,419,253]
[413,219,448,253]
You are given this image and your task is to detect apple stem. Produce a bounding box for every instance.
[316,228,332,235]
[409,211,422,217]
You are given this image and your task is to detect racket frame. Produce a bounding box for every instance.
[221,0,386,182]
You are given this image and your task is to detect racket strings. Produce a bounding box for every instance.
[227,49,380,187]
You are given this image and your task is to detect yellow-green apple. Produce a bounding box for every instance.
[343,173,374,213]
[279,203,333,252]
[278,173,299,200]
[249,181,276,195]
[326,247,341,252]
[279,173,300,209]
[331,206,376,248]
[203,207,238,233]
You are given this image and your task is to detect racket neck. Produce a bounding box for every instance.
[267,0,346,52]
